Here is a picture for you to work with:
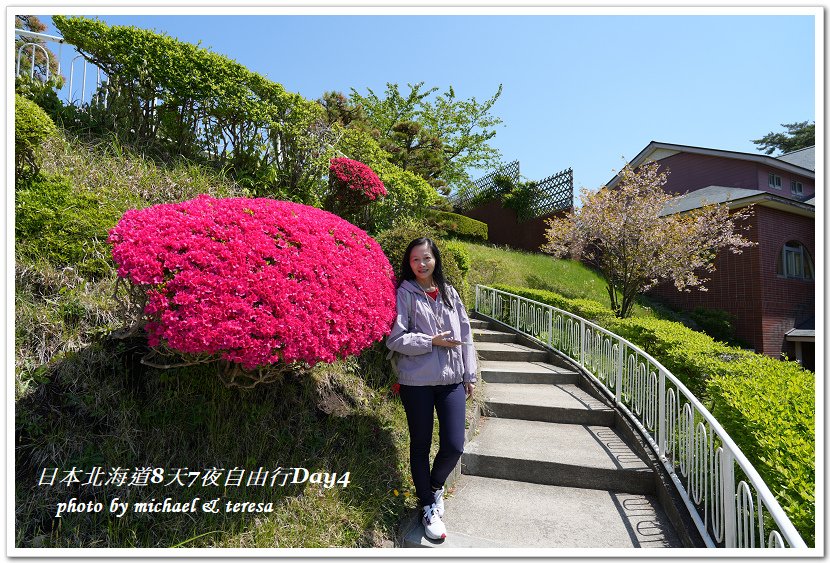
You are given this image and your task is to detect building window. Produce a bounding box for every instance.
[768,173,782,189]
[791,181,803,195]
[778,241,814,280]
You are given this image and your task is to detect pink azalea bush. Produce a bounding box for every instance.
[329,157,387,200]
[108,195,397,371]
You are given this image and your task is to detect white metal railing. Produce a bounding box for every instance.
[474,285,807,549]
[15,28,109,107]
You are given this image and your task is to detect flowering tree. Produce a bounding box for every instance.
[324,157,387,229]
[108,195,397,387]
[541,162,755,318]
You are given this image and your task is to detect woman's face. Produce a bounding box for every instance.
[409,243,435,284]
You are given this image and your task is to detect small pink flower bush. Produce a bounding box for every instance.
[329,157,387,200]
[108,195,397,371]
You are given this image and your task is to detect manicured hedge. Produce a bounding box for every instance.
[492,284,614,324]
[488,283,815,545]
[706,358,815,546]
[427,210,488,241]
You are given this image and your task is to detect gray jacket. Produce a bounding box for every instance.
[386,279,477,386]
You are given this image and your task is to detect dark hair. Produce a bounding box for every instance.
[398,237,453,308]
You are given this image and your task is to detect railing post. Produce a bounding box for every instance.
[721,449,737,548]
[475,285,480,312]
[615,339,624,405]
[514,297,521,331]
[658,367,667,458]
[547,307,553,348]
[579,319,586,367]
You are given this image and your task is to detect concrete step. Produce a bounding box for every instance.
[472,328,516,343]
[469,319,491,330]
[462,417,654,495]
[404,475,682,548]
[475,341,549,362]
[484,383,615,426]
[479,360,579,384]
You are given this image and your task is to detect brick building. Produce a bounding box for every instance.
[608,142,816,369]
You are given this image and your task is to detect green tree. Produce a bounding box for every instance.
[541,162,755,318]
[751,121,815,155]
[318,90,366,128]
[347,82,504,196]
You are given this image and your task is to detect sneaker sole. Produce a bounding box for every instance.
[422,521,447,540]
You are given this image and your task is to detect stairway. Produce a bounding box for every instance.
[403,317,685,549]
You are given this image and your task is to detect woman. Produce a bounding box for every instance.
[386,237,477,541]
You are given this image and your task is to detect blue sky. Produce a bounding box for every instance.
[41,12,817,193]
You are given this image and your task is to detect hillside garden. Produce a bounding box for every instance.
[14,16,814,548]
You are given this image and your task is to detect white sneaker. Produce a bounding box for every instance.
[422,503,447,540]
[432,486,445,517]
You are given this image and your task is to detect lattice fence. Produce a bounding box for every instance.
[528,167,573,218]
[452,161,573,220]
[452,160,520,211]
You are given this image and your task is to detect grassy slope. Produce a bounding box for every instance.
[15,132,423,548]
[459,240,657,318]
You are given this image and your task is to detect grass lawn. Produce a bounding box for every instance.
[457,240,658,318]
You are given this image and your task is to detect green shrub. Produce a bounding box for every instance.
[467,174,537,221]
[15,93,56,176]
[15,75,64,118]
[485,282,814,545]
[708,357,815,545]
[337,127,438,232]
[603,316,749,398]
[441,240,471,277]
[15,173,119,278]
[426,210,488,241]
[689,307,736,343]
[52,16,329,200]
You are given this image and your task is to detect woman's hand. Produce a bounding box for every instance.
[431,331,462,347]
[464,382,475,399]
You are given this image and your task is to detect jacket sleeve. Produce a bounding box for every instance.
[386,289,433,356]
[453,288,478,384]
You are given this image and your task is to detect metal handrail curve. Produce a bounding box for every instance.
[474,285,807,549]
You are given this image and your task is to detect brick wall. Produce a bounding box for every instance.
[655,152,814,200]
[463,199,568,252]
[649,206,815,357]
[657,152,759,194]
[649,212,764,351]
[756,206,815,357]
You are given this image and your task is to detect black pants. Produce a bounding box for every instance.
[399,382,466,508]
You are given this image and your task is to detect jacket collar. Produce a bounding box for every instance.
[402,279,433,295]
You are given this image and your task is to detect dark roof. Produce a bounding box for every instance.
[786,317,815,340]
[607,141,816,188]
[775,146,815,171]
[660,185,815,217]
